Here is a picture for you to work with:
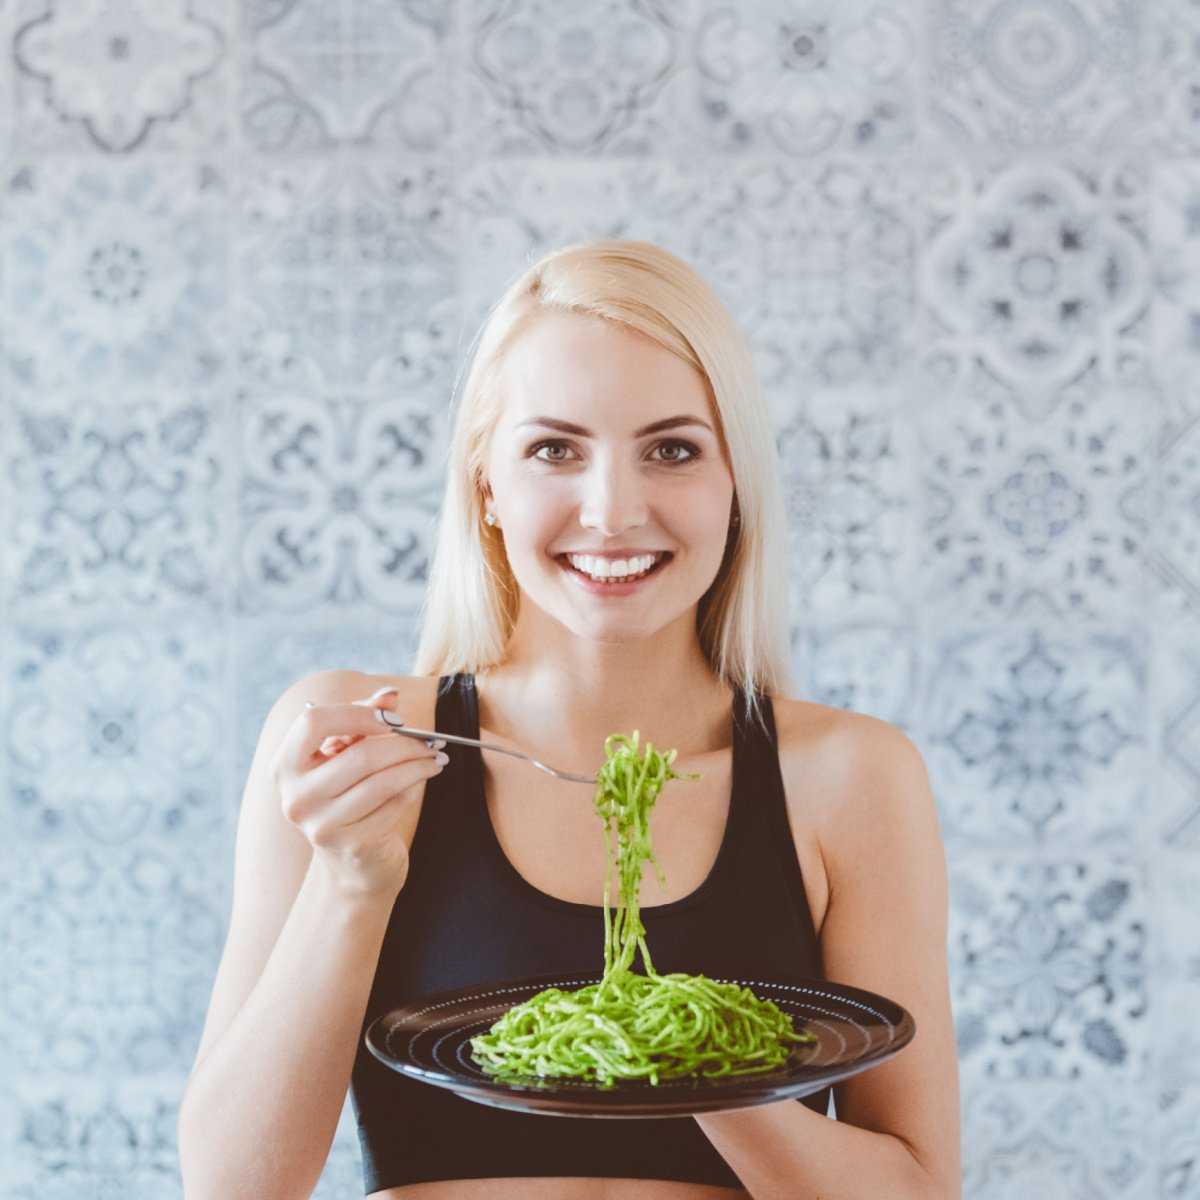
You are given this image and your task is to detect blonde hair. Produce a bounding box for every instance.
[414,239,793,715]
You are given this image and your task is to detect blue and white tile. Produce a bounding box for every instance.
[11,0,230,153]
[232,619,422,788]
[242,0,453,152]
[1156,858,1200,1087]
[459,157,919,404]
[921,158,1151,405]
[2,623,224,844]
[926,628,1145,846]
[1150,162,1200,398]
[949,856,1149,1085]
[1145,0,1200,153]
[3,391,226,611]
[692,0,918,156]
[462,0,686,154]
[1155,622,1200,850]
[1149,408,1200,619]
[234,159,458,388]
[1,160,228,391]
[235,390,446,615]
[920,386,1152,622]
[0,844,226,1078]
[777,388,916,618]
[929,0,1142,147]
[961,1081,1151,1200]
[796,621,919,733]
[0,1078,183,1200]
[1158,1086,1200,1199]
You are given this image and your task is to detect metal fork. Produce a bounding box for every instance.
[373,708,597,784]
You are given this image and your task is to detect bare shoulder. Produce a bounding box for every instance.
[771,696,933,829]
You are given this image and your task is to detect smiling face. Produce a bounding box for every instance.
[482,311,736,648]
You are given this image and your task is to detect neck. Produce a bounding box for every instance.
[475,615,734,773]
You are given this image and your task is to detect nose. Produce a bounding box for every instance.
[578,453,648,537]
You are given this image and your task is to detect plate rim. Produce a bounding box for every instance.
[364,972,916,1118]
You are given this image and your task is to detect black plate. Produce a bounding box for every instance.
[365,974,916,1117]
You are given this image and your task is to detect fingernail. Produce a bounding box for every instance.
[433,751,449,766]
[425,738,447,750]
[369,686,399,700]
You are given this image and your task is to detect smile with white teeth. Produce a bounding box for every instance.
[565,552,665,582]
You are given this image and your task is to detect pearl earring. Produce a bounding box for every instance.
[483,510,498,527]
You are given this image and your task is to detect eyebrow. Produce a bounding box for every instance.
[514,415,716,437]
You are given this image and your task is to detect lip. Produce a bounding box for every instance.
[558,549,671,558]
[556,552,670,595]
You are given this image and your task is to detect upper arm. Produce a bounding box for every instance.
[780,706,961,1192]
[187,668,373,1078]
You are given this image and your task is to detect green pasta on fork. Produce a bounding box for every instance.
[470,732,816,1086]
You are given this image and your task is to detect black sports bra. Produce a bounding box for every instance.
[350,674,828,1192]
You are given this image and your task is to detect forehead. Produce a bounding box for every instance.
[493,312,714,426]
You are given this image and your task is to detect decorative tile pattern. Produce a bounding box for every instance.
[1,161,228,391]
[12,0,228,153]
[1151,162,1200,395]
[962,1082,1150,1199]
[0,846,226,1076]
[463,0,683,154]
[800,622,918,731]
[1158,860,1200,1087]
[1156,625,1200,849]
[243,0,452,152]
[949,857,1149,1083]
[0,1083,182,1200]
[3,624,223,843]
[926,629,1145,845]
[920,387,1152,620]
[777,389,914,616]
[459,158,918,396]
[1159,1086,1200,1199]
[1146,0,1200,152]
[694,0,918,155]
[922,159,1151,399]
[5,394,225,610]
[929,0,1141,146]
[235,160,457,387]
[236,392,444,613]
[1151,412,1200,619]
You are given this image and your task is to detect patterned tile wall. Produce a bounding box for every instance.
[0,2,1196,1197]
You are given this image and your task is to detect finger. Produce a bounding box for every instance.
[302,752,448,838]
[279,700,411,771]
[287,734,448,824]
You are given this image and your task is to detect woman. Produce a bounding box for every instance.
[179,240,961,1199]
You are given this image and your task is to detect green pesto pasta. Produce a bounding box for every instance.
[470,732,816,1086]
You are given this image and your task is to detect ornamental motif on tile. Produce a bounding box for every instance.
[6,625,223,843]
[13,0,226,152]
[777,393,913,616]
[4,1087,182,1199]
[3,162,227,390]
[923,160,1150,396]
[927,629,1144,845]
[1157,629,1200,849]
[459,158,917,393]
[0,848,225,1076]
[694,0,916,155]
[236,162,456,386]
[921,387,1151,620]
[7,396,223,610]
[243,0,451,151]
[237,393,443,613]
[950,858,1148,1082]
[962,1083,1149,1199]
[930,0,1140,146]
[464,0,682,152]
